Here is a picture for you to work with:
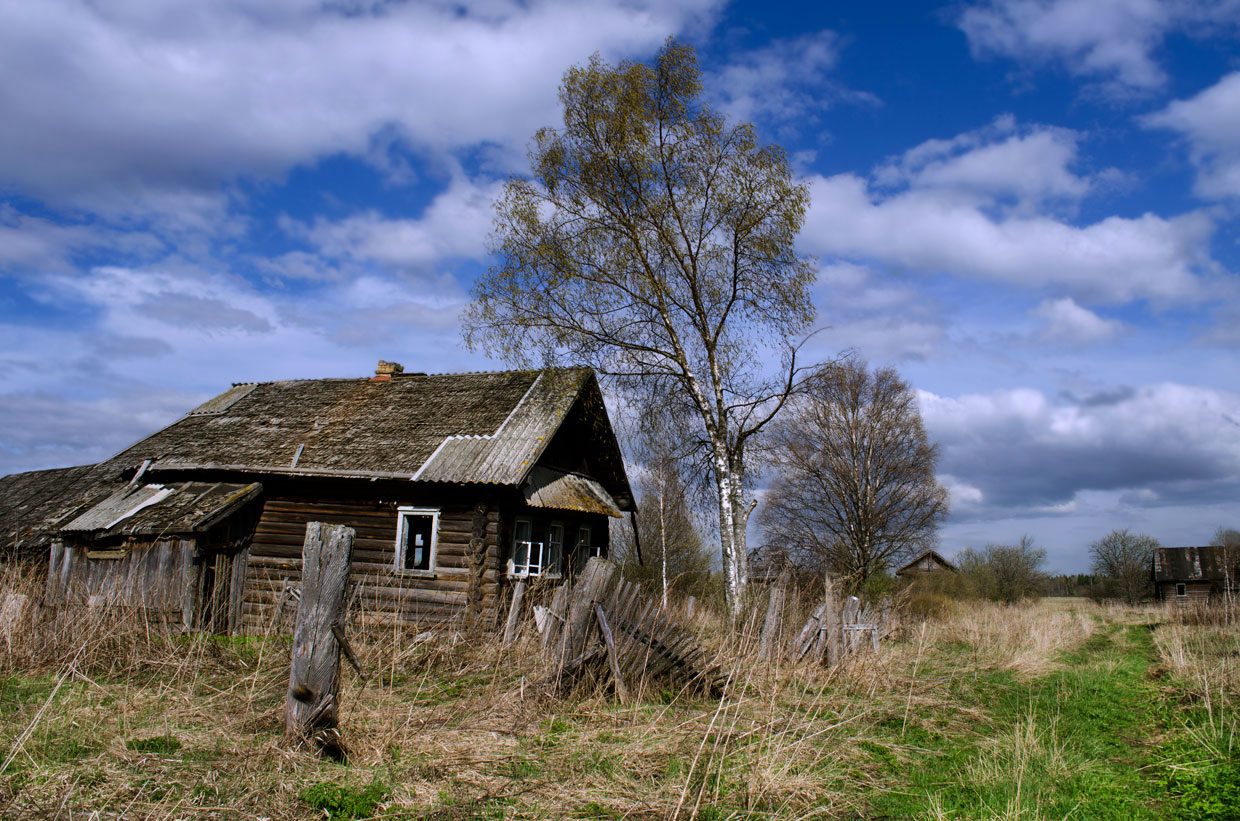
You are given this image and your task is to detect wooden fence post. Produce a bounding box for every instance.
[822,578,841,666]
[285,522,354,757]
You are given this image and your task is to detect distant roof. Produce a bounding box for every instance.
[0,366,633,552]
[895,549,958,576]
[1152,545,1240,583]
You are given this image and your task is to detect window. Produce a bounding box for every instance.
[571,524,602,573]
[1176,583,1187,597]
[395,507,439,575]
[509,518,542,577]
[509,519,565,578]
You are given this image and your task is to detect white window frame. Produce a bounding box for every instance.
[395,506,439,576]
[1176,582,1187,597]
[508,518,565,579]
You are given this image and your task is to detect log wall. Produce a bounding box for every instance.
[240,496,501,632]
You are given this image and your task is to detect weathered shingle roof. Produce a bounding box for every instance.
[137,369,556,480]
[523,466,623,518]
[1152,546,1240,583]
[0,464,98,553]
[61,481,262,539]
[1,366,633,552]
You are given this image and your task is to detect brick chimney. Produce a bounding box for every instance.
[372,360,404,381]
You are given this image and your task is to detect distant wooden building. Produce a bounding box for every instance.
[1151,545,1239,604]
[2,363,634,633]
[895,549,958,578]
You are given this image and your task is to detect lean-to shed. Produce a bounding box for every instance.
[2,363,634,632]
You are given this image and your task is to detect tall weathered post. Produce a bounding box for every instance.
[822,576,842,666]
[285,522,354,756]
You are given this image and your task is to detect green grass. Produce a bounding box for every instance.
[865,622,1171,819]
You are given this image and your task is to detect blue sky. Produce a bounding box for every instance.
[1,0,1238,572]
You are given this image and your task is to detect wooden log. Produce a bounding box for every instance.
[284,522,354,756]
[594,604,630,704]
[503,579,527,646]
[758,582,786,662]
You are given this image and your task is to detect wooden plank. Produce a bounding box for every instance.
[594,603,630,704]
[758,582,786,662]
[179,540,198,632]
[503,579,527,646]
[556,558,616,667]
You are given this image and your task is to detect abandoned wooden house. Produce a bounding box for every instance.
[1151,545,1240,604]
[894,549,958,578]
[0,363,634,633]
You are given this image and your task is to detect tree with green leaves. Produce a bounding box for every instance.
[464,40,817,617]
[1089,529,1157,604]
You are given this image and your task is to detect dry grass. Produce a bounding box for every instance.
[0,566,1217,820]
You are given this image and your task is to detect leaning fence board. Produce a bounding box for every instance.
[541,560,728,697]
[503,580,527,646]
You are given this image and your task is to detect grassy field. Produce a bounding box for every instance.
[1,576,1236,819]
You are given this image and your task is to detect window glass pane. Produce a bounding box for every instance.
[513,521,531,572]
[402,514,434,571]
[548,524,563,574]
[573,525,592,573]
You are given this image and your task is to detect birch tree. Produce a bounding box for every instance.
[464,40,816,616]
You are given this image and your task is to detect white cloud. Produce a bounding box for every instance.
[940,475,985,509]
[0,0,720,213]
[802,172,1212,304]
[874,117,1094,210]
[1144,71,1240,200]
[291,176,505,270]
[710,30,877,128]
[1032,297,1122,343]
[809,262,946,362]
[958,0,1240,96]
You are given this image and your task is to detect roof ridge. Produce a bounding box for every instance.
[228,365,591,388]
